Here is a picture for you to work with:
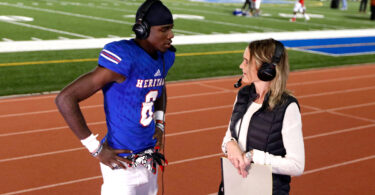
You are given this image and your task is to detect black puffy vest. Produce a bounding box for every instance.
[229,84,299,195]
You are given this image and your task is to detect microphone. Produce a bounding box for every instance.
[234,77,242,88]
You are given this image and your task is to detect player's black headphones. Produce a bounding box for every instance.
[257,40,285,81]
[132,0,159,40]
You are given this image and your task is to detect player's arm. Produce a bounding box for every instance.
[55,66,132,169]
[55,66,124,140]
[153,86,167,149]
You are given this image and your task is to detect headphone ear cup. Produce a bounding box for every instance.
[257,63,276,81]
[132,21,150,40]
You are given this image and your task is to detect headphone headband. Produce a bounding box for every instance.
[271,41,284,65]
[136,0,159,23]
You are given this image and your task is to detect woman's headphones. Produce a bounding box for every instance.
[132,0,159,40]
[257,41,285,81]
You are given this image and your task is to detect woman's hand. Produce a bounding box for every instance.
[226,141,250,178]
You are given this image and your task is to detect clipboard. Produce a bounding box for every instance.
[221,157,272,195]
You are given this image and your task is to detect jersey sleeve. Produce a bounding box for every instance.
[98,42,131,77]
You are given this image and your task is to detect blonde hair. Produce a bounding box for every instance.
[248,38,292,110]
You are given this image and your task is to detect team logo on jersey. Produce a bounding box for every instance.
[100,49,122,64]
[136,78,165,88]
[154,69,161,77]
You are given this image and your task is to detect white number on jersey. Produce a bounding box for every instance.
[140,90,158,126]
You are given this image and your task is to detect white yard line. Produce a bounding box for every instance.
[0,2,200,36]
[0,19,93,39]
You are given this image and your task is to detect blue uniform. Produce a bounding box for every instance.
[98,39,175,156]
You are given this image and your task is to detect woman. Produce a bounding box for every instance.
[221,39,305,194]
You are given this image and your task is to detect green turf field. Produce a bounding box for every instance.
[0,0,374,96]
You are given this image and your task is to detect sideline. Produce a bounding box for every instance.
[1,29,375,53]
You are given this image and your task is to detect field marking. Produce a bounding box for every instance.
[296,42,375,50]
[0,63,373,101]
[0,19,92,39]
[1,120,374,163]
[2,75,375,117]
[1,92,374,138]
[207,154,375,195]
[0,50,244,67]
[2,28,375,53]
[304,123,375,140]
[1,152,374,195]
[303,155,375,175]
[0,2,200,36]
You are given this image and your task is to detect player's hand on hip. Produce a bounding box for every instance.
[153,127,164,150]
[226,141,248,177]
[98,141,133,170]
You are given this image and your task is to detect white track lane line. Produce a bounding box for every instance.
[2,153,374,195]
[1,86,375,136]
[1,122,374,163]
[1,83,375,118]
[0,64,374,102]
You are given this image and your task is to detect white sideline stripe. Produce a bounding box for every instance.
[0,20,92,39]
[303,155,375,175]
[1,28,375,52]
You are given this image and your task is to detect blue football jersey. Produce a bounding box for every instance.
[98,39,175,156]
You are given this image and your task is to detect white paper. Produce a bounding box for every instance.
[222,157,272,195]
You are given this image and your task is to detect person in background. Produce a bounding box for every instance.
[241,0,252,16]
[55,0,175,194]
[359,0,368,13]
[341,0,348,10]
[290,0,310,22]
[220,39,305,194]
[371,0,375,20]
[251,0,262,17]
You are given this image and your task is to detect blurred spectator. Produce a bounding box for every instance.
[371,0,375,20]
[341,0,348,10]
[290,0,310,22]
[241,0,252,16]
[251,0,262,17]
[331,0,340,9]
[359,0,368,12]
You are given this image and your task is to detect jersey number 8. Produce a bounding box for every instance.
[140,90,158,126]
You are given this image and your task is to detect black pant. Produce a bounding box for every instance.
[359,0,368,12]
[371,5,375,20]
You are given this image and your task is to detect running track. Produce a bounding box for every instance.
[0,64,375,195]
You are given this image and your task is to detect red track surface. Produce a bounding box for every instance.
[0,64,375,195]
